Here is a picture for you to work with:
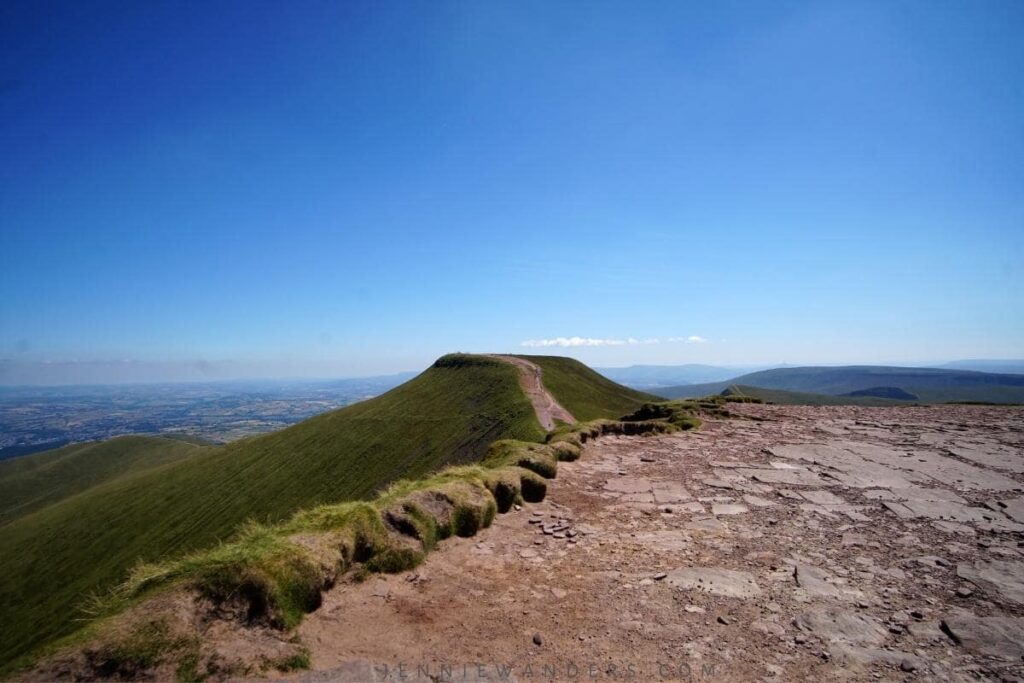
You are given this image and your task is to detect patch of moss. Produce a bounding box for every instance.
[271,648,311,672]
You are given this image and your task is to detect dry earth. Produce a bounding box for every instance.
[278,404,1024,683]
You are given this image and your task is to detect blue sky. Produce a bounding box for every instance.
[1,1,1022,383]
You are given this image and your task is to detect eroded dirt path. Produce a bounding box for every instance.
[289,405,1024,682]
[490,355,575,431]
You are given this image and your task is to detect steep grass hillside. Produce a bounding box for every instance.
[22,406,699,680]
[0,354,544,668]
[0,436,209,527]
[514,355,660,420]
[660,366,1024,404]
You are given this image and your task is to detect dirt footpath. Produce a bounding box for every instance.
[287,405,1024,683]
[489,355,576,430]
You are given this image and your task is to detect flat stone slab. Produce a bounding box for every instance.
[620,492,655,503]
[881,498,1022,530]
[769,443,921,488]
[651,480,692,503]
[948,443,1024,474]
[992,496,1024,523]
[794,607,888,646]
[633,530,690,552]
[666,567,762,599]
[800,490,847,505]
[684,517,728,534]
[901,500,997,523]
[711,503,748,516]
[793,564,861,600]
[842,442,1022,491]
[863,486,968,504]
[942,614,1024,660]
[739,468,828,486]
[956,560,1024,605]
[603,477,652,495]
[829,645,924,671]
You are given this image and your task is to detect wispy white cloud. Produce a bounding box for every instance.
[520,335,710,348]
[520,336,659,348]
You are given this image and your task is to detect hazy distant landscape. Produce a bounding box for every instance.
[0,374,413,460]
[2,2,1021,679]
[4,360,1021,464]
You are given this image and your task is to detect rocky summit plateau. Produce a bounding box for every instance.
[281,403,1024,682]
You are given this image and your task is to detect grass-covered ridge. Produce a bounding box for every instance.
[514,354,661,421]
[0,354,544,669]
[22,444,579,679]
[22,398,708,680]
[659,365,1024,404]
[0,435,210,527]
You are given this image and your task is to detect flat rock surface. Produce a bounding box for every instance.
[291,404,1024,682]
[665,567,763,598]
[942,614,1024,660]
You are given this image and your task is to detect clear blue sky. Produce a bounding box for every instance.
[1,1,1022,383]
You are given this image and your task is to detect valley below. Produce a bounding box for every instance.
[280,404,1024,682]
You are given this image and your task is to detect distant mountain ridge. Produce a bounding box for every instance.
[939,359,1024,375]
[594,363,768,388]
[658,365,1024,404]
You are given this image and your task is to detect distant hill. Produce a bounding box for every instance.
[939,359,1024,375]
[658,365,1024,404]
[721,385,906,406]
[0,353,649,667]
[843,386,919,400]
[518,355,660,420]
[592,364,747,389]
[0,435,209,527]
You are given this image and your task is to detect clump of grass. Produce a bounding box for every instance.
[84,618,199,681]
[721,395,763,404]
[549,440,581,462]
[482,440,559,479]
[546,416,686,444]
[547,420,610,447]
[269,647,311,672]
[481,467,526,512]
[518,469,548,502]
[621,399,725,425]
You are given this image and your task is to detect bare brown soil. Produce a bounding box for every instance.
[286,404,1024,682]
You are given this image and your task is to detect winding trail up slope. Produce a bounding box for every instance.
[489,355,576,430]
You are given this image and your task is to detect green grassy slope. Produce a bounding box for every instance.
[0,354,544,667]
[0,436,209,527]
[515,355,661,420]
[660,366,1024,404]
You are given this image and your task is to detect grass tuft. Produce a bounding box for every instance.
[482,440,559,478]
[85,619,199,681]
